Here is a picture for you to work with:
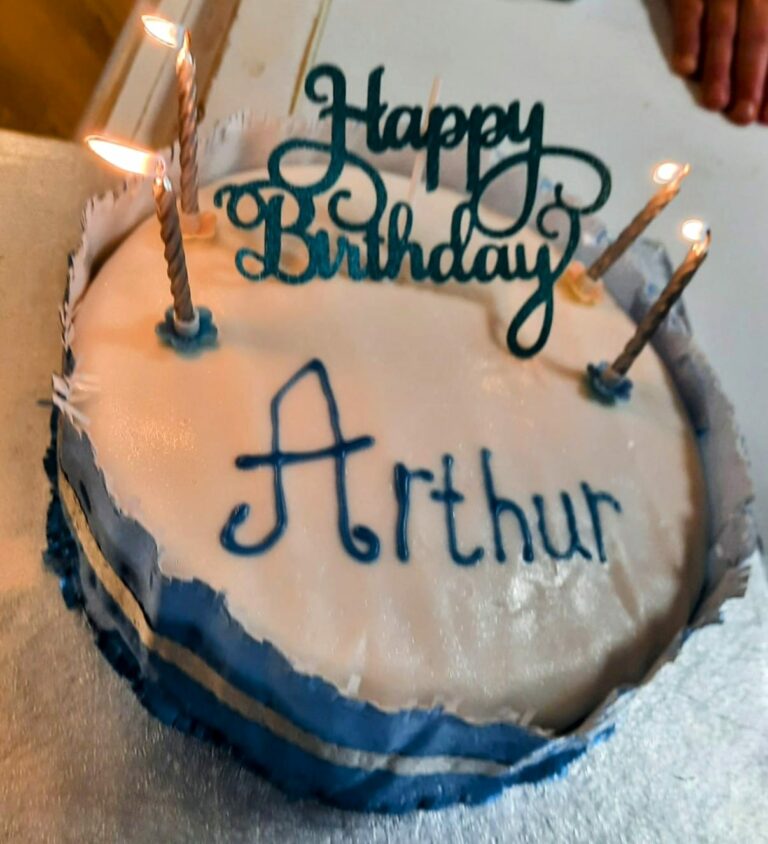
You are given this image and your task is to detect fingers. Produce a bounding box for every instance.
[672,0,705,75]
[671,0,768,124]
[731,0,768,123]
[701,0,739,110]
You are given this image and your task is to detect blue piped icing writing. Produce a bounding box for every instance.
[534,493,593,561]
[430,455,485,566]
[481,448,535,564]
[221,360,624,567]
[220,359,380,562]
[213,64,611,358]
[580,482,623,562]
[394,464,434,562]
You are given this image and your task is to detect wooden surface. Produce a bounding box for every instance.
[0,0,133,137]
[84,0,241,146]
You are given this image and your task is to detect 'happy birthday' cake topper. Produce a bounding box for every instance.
[215,65,612,358]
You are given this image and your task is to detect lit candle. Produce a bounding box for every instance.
[588,161,690,281]
[561,161,690,305]
[85,135,217,350]
[142,15,215,238]
[587,219,710,403]
[406,76,443,205]
[152,158,197,332]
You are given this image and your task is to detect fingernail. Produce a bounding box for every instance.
[730,100,757,125]
[672,53,697,75]
[702,85,728,110]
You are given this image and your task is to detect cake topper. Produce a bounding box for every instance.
[587,218,711,403]
[85,136,218,354]
[142,15,216,240]
[215,64,612,359]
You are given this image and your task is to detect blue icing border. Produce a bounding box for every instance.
[49,409,600,812]
[155,306,219,355]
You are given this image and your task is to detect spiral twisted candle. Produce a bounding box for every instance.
[606,231,710,380]
[153,172,196,325]
[176,39,200,216]
[586,163,689,282]
[586,227,709,403]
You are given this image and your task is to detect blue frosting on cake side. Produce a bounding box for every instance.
[48,408,603,812]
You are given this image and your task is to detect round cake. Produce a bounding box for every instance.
[53,162,708,811]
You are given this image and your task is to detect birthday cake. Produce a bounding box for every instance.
[46,66,755,813]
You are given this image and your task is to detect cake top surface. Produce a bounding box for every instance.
[68,164,707,730]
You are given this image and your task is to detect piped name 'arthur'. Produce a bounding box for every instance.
[220,359,623,567]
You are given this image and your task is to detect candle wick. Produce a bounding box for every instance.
[177,30,192,67]
[692,230,712,257]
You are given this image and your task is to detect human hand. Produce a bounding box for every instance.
[671,0,768,124]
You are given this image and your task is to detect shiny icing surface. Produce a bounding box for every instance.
[70,166,707,730]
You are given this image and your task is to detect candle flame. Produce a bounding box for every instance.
[681,218,711,254]
[85,135,160,177]
[141,14,185,50]
[652,161,690,185]
[681,218,707,242]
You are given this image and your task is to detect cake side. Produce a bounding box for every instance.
[55,412,596,812]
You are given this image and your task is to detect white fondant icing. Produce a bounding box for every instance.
[70,166,707,729]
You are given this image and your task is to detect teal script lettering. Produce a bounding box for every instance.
[214,65,612,358]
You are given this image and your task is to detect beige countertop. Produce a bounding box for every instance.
[0,130,111,592]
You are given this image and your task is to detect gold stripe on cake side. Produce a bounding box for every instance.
[58,469,542,779]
